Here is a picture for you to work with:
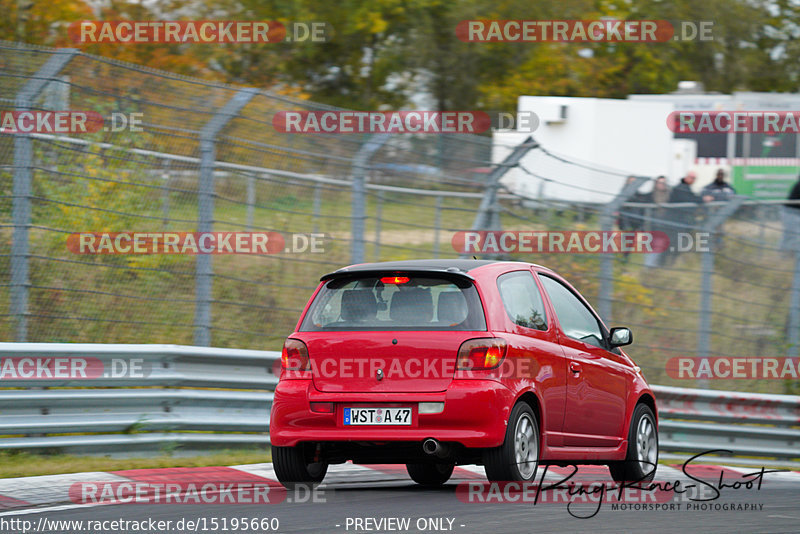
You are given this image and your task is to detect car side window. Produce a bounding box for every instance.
[496,271,548,331]
[539,275,605,349]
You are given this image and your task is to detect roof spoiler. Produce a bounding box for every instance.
[320,267,475,283]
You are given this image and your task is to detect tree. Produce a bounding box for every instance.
[3,0,800,110]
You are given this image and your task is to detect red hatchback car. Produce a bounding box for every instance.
[270,260,658,486]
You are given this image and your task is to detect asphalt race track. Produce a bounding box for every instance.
[2,463,798,534]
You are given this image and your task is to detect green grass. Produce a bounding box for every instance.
[0,449,271,479]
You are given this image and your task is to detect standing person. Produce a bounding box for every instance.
[701,168,737,202]
[618,176,650,232]
[651,175,671,214]
[618,176,651,263]
[665,171,703,264]
[643,176,670,268]
[781,174,800,254]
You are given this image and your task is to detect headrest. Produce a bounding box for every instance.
[437,291,468,325]
[340,289,378,322]
[389,288,433,324]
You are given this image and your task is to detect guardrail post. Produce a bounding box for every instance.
[11,49,77,342]
[351,134,389,264]
[598,176,649,324]
[194,88,257,346]
[697,196,745,387]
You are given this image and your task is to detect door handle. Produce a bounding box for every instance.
[570,362,581,374]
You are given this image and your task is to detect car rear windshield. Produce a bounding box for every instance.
[299,275,486,331]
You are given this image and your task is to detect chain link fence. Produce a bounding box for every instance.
[2,41,800,396]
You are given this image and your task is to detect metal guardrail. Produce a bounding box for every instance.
[0,344,797,463]
[651,385,800,462]
[0,343,279,454]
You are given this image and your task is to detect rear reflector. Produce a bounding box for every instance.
[419,402,445,414]
[457,338,508,370]
[310,402,334,413]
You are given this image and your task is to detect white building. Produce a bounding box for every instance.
[494,90,800,203]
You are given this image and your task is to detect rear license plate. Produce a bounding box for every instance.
[343,407,412,425]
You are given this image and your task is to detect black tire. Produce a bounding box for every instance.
[609,404,658,484]
[406,462,455,486]
[483,402,540,482]
[272,445,328,488]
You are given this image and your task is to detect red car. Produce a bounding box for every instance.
[270,260,658,486]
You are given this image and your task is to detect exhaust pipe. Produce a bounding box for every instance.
[422,438,449,458]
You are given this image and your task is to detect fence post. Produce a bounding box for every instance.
[246,173,256,231]
[373,191,384,262]
[161,159,172,225]
[433,196,442,258]
[312,182,321,234]
[462,137,538,260]
[697,247,714,387]
[469,137,537,233]
[11,49,77,342]
[786,251,800,359]
[351,135,389,264]
[697,196,745,387]
[598,176,649,324]
[193,88,257,346]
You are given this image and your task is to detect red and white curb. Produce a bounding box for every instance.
[0,462,798,514]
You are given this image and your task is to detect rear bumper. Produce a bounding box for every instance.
[269,379,514,448]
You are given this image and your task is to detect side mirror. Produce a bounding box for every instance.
[609,327,633,347]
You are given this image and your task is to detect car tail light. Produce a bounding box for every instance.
[282,338,310,371]
[457,338,507,370]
